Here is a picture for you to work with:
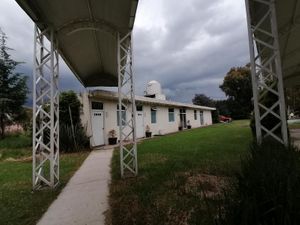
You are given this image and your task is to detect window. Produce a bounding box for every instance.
[180,109,186,114]
[136,105,143,111]
[168,108,175,122]
[91,101,103,110]
[151,107,157,124]
[194,110,197,120]
[117,104,126,126]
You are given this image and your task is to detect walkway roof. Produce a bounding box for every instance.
[249,0,300,87]
[16,1,300,88]
[15,0,139,87]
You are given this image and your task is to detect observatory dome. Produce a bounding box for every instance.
[145,80,166,100]
[146,80,162,95]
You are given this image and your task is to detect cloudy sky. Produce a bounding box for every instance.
[0,0,250,103]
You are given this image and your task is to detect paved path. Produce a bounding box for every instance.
[290,129,300,148]
[37,149,113,225]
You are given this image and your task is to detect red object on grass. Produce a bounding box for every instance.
[219,115,232,123]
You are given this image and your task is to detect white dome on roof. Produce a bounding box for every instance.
[146,80,162,95]
[148,80,159,84]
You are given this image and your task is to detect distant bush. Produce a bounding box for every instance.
[59,124,89,153]
[216,140,300,225]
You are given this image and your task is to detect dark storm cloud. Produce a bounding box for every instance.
[0,0,250,104]
[0,0,84,103]
[133,0,250,102]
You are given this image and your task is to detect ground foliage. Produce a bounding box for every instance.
[217,139,300,225]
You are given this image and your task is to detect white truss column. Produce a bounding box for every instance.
[245,0,288,146]
[117,32,138,177]
[32,25,60,189]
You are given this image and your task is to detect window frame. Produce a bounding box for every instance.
[194,110,197,120]
[168,108,175,122]
[117,104,126,126]
[151,107,157,124]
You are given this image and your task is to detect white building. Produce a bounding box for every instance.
[80,81,215,147]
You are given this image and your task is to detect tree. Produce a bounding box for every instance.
[192,93,220,123]
[59,90,81,126]
[219,65,252,119]
[192,94,215,107]
[59,91,89,152]
[0,29,28,138]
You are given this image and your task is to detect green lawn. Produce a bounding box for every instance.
[108,120,252,225]
[0,134,90,225]
[0,134,32,160]
[289,122,300,129]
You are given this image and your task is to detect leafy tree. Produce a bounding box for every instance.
[59,91,89,152]
[0,29,28,138]
[59,90,81,126]
[215,100,231,116]
[192,93,220,123]
[192,94,215,107]
[220,65,252,119]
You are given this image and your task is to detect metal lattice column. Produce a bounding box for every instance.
[245,0,288,146]
[117,32,138,177]
[32,25,59,189]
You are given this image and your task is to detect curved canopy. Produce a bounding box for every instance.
[249,0,300,87]
[16,0,139,87]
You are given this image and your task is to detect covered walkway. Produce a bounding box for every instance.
[13,0,300,190]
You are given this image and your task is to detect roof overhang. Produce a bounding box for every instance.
[15,0,139,87]
[249,0,300,87]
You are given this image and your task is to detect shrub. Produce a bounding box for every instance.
[59,124,89,152]
[217,140,300,225]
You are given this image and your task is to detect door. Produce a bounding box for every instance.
[180,109,187,128]
[200,111,204,126]
[136,105,144,138]
[91,101,104,146]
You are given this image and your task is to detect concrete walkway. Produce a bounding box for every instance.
[37,149,113,225]
[290,129,300,148]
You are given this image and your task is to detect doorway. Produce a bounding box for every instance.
[136,105,144,138]
[180,108,187,128]
[91,101,104,146]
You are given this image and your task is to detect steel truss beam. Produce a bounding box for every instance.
[117,32,138,177]
[32,25,60,189]
[245,0,289,146]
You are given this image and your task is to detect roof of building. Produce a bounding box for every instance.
[88,90,216,111]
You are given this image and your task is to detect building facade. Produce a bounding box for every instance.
[80,89,215,147]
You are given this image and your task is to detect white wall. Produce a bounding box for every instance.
[145,106,179,135]
[80,95,214,147]
[203,110,213,126]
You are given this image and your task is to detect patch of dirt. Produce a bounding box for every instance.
[166,208,192,225]
[4,156,32,162]
[182,172,229,199]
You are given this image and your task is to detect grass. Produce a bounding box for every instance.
[0,133,31,149]
[108,120,252,225]
[0,134,31,160]
[288,122,300,129]
[0,133,90,225]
